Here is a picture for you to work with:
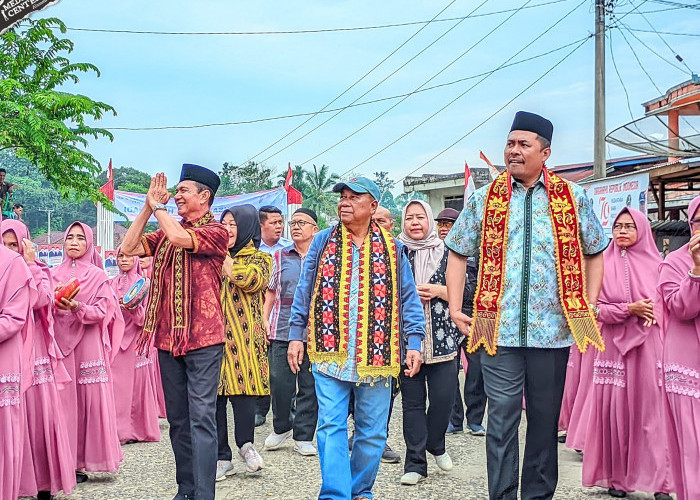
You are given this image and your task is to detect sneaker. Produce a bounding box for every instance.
[381,444,401,463]
[254,414,266,427]
[468,423,486,436]
[446,422,464,434]
[293,440,318,456]
[215,460,234,481]
[400,472,426,485]
[239,442,264,472]
[434,452,453,471]
[264,430,292,450]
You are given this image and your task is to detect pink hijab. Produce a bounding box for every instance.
[0,221,37,393]
[109,246,143,298]
[1,220,70,386]
[52,222,124,360]
[599,207,662,355]
[660,196,700,343]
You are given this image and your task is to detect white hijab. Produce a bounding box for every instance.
[397,200,444,284]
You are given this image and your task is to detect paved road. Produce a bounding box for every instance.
[49,393,662,500]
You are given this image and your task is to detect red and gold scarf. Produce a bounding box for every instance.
[308,221,401,379]
[137,211,214,356]
[468,169,605,355]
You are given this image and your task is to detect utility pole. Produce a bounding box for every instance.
[594,0,607,179]
[38,209,54,244]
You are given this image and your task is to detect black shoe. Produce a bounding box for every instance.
[75,471,88,483]
[254,414,266,427]
[37,492,54,500]
[608,488,626,498]
[124,439,138,445]
[557,435,566,443]
[381,444,401,463]
[654,494,672,500]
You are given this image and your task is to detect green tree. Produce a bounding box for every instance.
[0,17,116,202]
[219,161,275,195]
[97,166,151,194]
[303,164,340,223]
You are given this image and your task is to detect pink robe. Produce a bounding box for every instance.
[659,196,700,500]
[1,220,77,497]
[559,345,581,432]
[582,208,672,494]
[564,347,596,451]
[52,222,124,473]
[0,243,34,500]
[109,254,160,443]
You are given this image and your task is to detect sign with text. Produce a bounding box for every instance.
[1,0,61,34]
[104,250,119,278]
[113,188,287,223]
[583,172,650,237]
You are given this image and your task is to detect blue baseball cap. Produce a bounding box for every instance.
[332,177,381,201]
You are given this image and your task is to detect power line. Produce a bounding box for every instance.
[238,0,461,166]
[335,0,588,173]
[254,0,496,166]
[104,40,586,131]
[618,23,687,73]
[394,38,589,185]
[626,27,700,37]
[627,0,695,72]
[61,1,568,36]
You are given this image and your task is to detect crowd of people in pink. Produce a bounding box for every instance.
[0,154,699,499]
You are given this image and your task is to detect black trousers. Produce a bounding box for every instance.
[158,345,223,500]
[400,358,459,476]
[480,347,569,500]
[449,346,487,428]
[216,394,256,458]
[268,340,318,441]
[255,396,271,418]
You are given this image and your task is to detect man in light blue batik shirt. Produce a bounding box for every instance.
[445,112,608,500]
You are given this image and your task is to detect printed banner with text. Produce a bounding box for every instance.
[583,172,650,237]
[113,188,287,223]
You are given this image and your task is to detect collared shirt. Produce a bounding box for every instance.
[260,237,292,255]
[445,174,608,348]
[268,244,305,342]
[141,215,229,354]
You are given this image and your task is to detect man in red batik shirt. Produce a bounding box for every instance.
[122,163,229,500]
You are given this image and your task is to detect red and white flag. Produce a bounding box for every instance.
[284,163,293,190]
[99,158,114,201]
[464,161,476,201]
[479,151,500,180]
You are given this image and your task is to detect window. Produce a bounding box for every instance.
[444,195,464,211]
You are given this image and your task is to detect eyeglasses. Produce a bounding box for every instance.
[288,220,317,228]
[612,223,637,232]
[436,221,454,228]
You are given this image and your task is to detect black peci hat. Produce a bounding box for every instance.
[510,111,553,144]
[179,164,221,195]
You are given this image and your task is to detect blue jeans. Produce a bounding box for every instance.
[314,368,391,500]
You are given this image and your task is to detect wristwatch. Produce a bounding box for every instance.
[153,203,167,213]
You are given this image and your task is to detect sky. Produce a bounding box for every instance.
[32,0,700,192]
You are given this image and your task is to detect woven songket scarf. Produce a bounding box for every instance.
[468,169,605,356]
[308,221,401,379]
[137,211,215,356]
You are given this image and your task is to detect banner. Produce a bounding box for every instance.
[38,245,49,266]
[583,172,650,237]
[48,244,63,267]
[104,250,119,278]
[113,188,288,223]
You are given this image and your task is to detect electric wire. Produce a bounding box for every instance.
[618,23,688,73]
[104,39,587,131]
[393,37,589,185]
[238,0,461,166]
[332,0,588,173]
[253,0,496,166]
[60,1,567,36]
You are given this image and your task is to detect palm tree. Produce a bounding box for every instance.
[303,164,340,222]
